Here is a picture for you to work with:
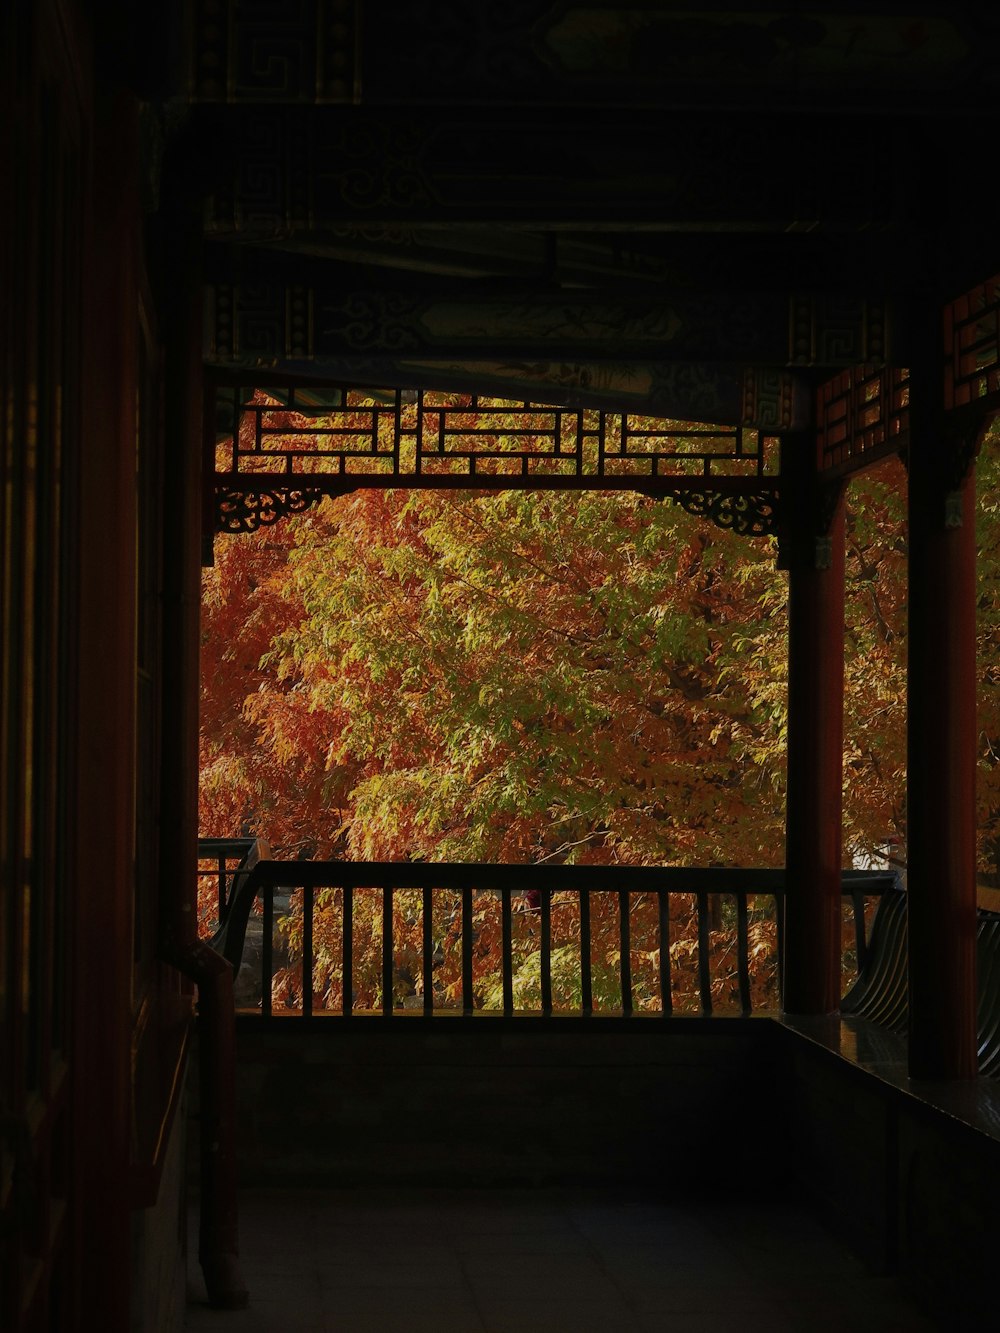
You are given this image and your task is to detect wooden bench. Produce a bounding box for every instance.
[841,884,1000,1077]
[207,837,271,971]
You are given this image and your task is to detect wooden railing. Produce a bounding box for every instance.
[196,850,898,1022]
[842,886,1000,1078]
[196,836,270,930]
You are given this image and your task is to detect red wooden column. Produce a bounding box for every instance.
[906,333,978,1080]
[781,438,846,1015]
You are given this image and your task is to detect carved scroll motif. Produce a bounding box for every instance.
[671,488,778,537]
[216,487,324,534]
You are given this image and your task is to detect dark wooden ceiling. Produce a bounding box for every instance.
[159,3,1000,423]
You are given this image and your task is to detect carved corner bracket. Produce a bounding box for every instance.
[670,487,779,538]
[215,487,325,535]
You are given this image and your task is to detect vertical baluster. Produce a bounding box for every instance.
[580,889,592,1017]
[697,890,712,1015]
[218,855,226,920]
[658,889,672,1015]
[541,886,552,1017]
[393,388,401,474]
[342,884,353,1017]
[423,886,433,1016]
[416,388,425,474]
[302,884,313,1018]
[619,890,632,1017]
[261,885,273,1020]
[775,892,785,1007]
[462,885,473,1014]
[736,893,751,1016]
[383,885,393,1017]
[502,886,513,1017]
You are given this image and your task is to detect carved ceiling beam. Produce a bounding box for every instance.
[188,4,1000,114]
[204,278,893,370]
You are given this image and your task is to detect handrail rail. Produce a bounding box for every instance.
[244,861,897,893]
[197,836,271,927]
[199,853,900,1022]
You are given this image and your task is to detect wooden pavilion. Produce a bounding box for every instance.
[3,3,1000,1327]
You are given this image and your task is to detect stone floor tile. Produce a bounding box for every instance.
[185,1189,935,1333]
[636,1309,787,1333]
[626,1280,784,1312]
[481,1297,642,1333]
[311,1239,458,1266]
[463,1252,625,1304]
[319,1259,467,1290]
[440,1211,577,1237]
[321,1287,487,1333]
[775,1299,940,1332]
[233,1270,323,1302]
[454,1230,591,1258]
[184,1295,332,1333]
[591,1236,737,1273]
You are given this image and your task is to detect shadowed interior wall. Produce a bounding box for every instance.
[194,1023,781,1191]
[189,1020,1000,1324]
[130,1076,188,1333]
[777,1024,1000,1326]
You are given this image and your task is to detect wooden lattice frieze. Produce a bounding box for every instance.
[816,365,909,477]
[206,380,782,548]
[945,275,1000,410]
[210,381,780,488]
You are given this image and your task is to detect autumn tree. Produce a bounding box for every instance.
[200,486,789,1011]
[198,443,1000,1011]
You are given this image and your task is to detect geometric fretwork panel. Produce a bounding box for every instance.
[191,0,359,104]
[211,381,780,487]
[945,274,1000,410]
[816,364,909,477]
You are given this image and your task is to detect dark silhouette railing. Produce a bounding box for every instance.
[841,886,1000,1077]
[196,845,897,1021]
[197,836,271,930]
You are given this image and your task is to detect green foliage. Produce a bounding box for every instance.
[254,488,788,867]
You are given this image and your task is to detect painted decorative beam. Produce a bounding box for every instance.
[209,354,751,427]
[358,5,1000,113]
[204,277,892,368]
[205,358,811,433]
[198,105,910,235]
[188,3,1000,113]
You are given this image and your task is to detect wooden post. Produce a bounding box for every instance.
[155,151,248,1306]
[782,438,846,1015]
[906,329,978,1080]
[72,85,139,1332]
